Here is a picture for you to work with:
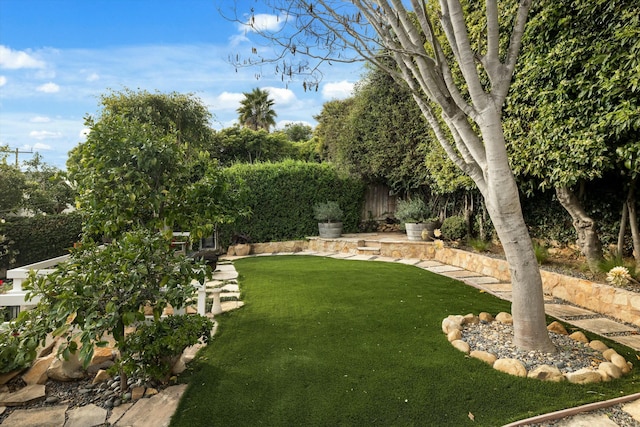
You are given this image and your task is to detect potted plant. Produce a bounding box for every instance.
[230,233,252,256]
[313,201,343,238]
[395,198,434,241]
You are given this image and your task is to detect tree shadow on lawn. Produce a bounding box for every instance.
[172,256,640,427]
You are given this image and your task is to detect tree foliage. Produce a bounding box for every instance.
[210,126,300,165]
[237,88,278,132]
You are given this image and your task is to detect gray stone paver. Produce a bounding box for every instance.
[211,271,238,281]
[442,270,483,278]
[1,405,67,426]
[460,276,501,285]
[396,258,423,265]
[64,404,107,427]
[606,334,640,350]
[555,412,619,427]
[622,399,640,422]
[472,282,513,292]
[425,265,463,273]
[569,318,637,335]
[414,260,444,268]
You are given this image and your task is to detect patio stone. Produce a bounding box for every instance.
[544,304,597,319]
[462,276,501,285]
[425,265,463,273]
[569,318,637,335]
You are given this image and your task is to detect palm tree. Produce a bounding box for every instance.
[237,88,277,132]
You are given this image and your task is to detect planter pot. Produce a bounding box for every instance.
[318,222,343,238]
[405,222,428,241]
[233,244,251,256]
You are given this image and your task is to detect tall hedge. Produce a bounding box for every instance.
[1,212,82,269]
[220,160,365,244]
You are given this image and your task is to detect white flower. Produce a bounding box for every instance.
[433,228,442,238]
[606,266,631,287]
[434,239,444,250]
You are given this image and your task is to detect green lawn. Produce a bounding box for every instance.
[171,256,640,426]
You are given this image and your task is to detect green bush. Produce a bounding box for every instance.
[395,198,431,223]
[219,160,365,244]
[533,240,550,265]
[441,215,468,241]
[1,212,82,269]
[313,201,343,222]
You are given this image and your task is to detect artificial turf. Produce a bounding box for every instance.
[171,256,640,426]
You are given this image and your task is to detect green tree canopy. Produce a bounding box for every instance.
[237,88,277,132]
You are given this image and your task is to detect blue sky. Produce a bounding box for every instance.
[0,0,364,169]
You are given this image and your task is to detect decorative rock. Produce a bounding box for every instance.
[478,312,494,322]
[469,350,497,365]
[569,331,589,343]
[611,354,631,374]
[0,384,46,406]
[447,329,462,342]
[145,387,159,397]
[527,365,564,382]
[565,368,602,384]
[546,321,568,335]
[602,348,618,361]
[493,358,527,377]
[65,403,107,427]
[0,370,21,385]
[131,386,146,400]
[451,339,470,353]
[47,353,85,381]
[463,313,480,325]
[90,347,115,366]
[92,369,111,385]
[495,312,513,324]
[598,362,623,380]
[22,354,54,385]
[442,315,465,334]
[588,340,609,352]
[1,404,67,426]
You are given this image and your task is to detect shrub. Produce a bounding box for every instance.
[440,216,468,241]
[533,240,550,265]
[395,198,430,223]
[313,201,343,222]
[468,238,490,253]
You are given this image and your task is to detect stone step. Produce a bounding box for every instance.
[357,247,380,255]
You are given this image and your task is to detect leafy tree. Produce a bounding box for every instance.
[210,125,300,165]
[67,90,244,239]
[237,88,278,132]
[282,122,313,142]
[504,0,640,270]
[229,0,554,351]
[21,153,75,215]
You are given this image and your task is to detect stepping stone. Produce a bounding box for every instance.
[348,254,378,261]
[415,260,444,268]
[0,384,46,406]
[461,276,500,285]
[107,403,134,426]
[372,256,401,263]
[443,270,482,278]
[425,265,463,273]
[569,318,637,335]
[478,283,513,292]
[622,398,640,422]
[211,271,238,281]
[555,412,619,427]
[221,284,239,292]
[397,258,423,265]
[608,334,640,351]
[329,253,355,259]
[215,264,236,272]
[204,280,224,288]
[221,292,240,299]
[114,384,187,427]
[65,403,107,427]
[221,301,245,312]
[544,304,597,319]
[1,404,67,427]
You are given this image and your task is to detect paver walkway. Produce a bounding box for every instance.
[3,249,639,426]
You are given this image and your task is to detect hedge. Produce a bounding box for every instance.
[1,212,82,269]
[219,160,365,244]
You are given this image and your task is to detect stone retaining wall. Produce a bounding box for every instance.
[242,237,640,328]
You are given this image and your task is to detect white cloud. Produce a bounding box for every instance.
[86,72,99,82]
[37,82,60,93]
[212,91,245,110]
[29,130,63,140]
[322,80,354,100]
[79,128,90,139]
[33,142,52,150]
[0,45,46,69]
[0,76,6,86]
[242,13,285,33]
[30,116,51,123]
[265,87,296,105]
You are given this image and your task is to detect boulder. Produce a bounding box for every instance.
[546,321,568,335]
[527,365,564,382]
[47,353,85,381]
[469,350,497,365]
[588,340,609,352]
[22,354,55,385]
[611,354,631,374]
[495,312,513,324]
[451,340,470,354]
[602,348,618,361]
[569,331,589,343]
[463,313,480,325]
[598,362,623,380]
[493,358,527,377]
[447,329,462,342]
[442,315,465,334]
[131,386,146,401]
[90,347,115,366]
[92,369,111,385]
[565,368,602,384]
[478,312,494,322]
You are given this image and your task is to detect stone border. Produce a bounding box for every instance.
[442,312,634,384]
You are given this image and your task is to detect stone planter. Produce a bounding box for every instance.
[405,222,428,241]
[318,222,343,238]
[233,244,251,256]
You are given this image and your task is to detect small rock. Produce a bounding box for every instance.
[145,388,159,397]
[47,354,85,381]
[451,339,470,353]
[493,358,526,377]
[463,313,480,324]
[602,348,618,361]
[92,369,111,385]
[495,312,513,324]
[611,354,631,374]
[442,315,465,334]
[547,321,568,335]
[569,331,589,343]
[447,329,462,342]
[45,396,60,404]
[588,340,609,352]
[598,362,623,380]
[565,368,602,384]
[131,386,145,401]
[478,312,494,322]
[528,365,564,382]
[469,350,497,365]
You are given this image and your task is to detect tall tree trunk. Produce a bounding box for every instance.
[555,186,604,271]
[479,113,555,353]
[627,180,640,269]
[618,201,629,256]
